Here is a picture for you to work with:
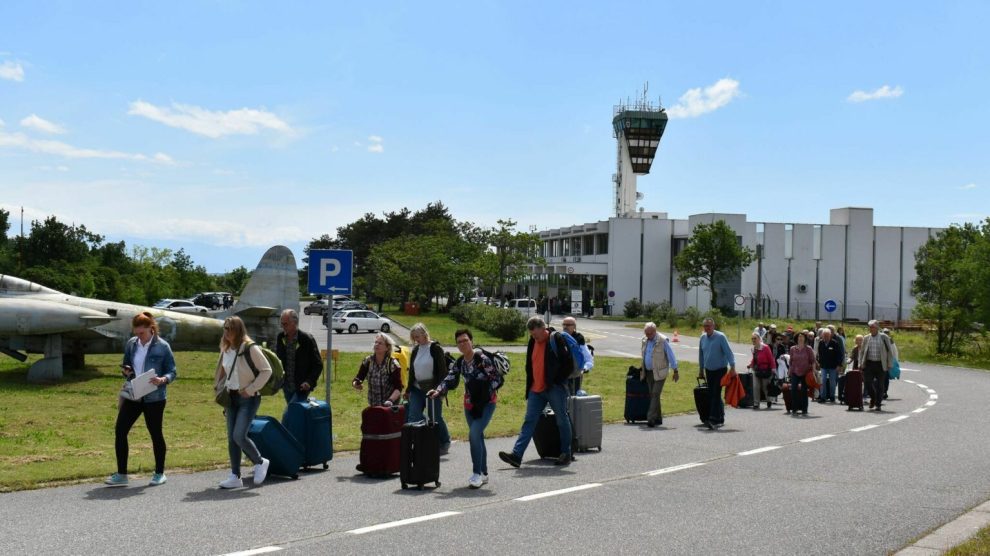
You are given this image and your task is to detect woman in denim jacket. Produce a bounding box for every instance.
[105,312,177,487]
[428,328,501,489]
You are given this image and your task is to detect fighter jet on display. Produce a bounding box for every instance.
[0,245,299,382]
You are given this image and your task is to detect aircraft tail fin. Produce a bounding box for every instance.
[232,245,299,345]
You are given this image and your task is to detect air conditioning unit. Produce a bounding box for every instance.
[573,256,581,262]
[561,257,567,262]
[797,284,808,293]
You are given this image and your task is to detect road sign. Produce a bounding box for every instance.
[734,294,746,307]
[308,249,353,296]
[824,299,837,313]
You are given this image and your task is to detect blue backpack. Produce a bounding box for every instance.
[549,331,587,379]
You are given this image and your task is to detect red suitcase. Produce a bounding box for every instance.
[844,371,865,411]
[781,382,794,414]
[358,405,405,477]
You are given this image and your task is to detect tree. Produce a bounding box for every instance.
[674,220,755,310]
[476,219,543,301]
[912,223,980,354]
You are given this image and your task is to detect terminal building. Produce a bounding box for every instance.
[518,95,941,323]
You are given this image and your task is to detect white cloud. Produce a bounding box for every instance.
[20,114,66,135]
[0,130,173,163]
[127,100,295,139]
[666,78,741,119]
[128,100,295,138]
[0,60,25,82]
[367,135,384,153]
[847,85,903,103]
[959,183,977,190]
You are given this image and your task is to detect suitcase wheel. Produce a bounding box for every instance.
[323,463,329,470]
[292,474,299,480]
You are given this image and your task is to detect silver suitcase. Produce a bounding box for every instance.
[567,395,603,452]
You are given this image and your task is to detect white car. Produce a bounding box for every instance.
[331,309,391,334]
[152,298,210,314]
[505,298,538,316]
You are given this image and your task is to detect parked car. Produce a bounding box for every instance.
[152,298,210,314]
[329,309,390,334]
[304,299,329,315]
[505,298,538,316]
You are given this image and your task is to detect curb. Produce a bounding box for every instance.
[895,500,990,555]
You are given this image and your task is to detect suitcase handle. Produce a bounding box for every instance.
[426,395,439,425]
[697,377,708,387]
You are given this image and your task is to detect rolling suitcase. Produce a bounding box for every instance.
[568,394,603,452]
[283,398,333,470]
[737,371,755,408]
[781,382,794,413]
[248,416,304,480]
[400,398,441,490]
[358,405,405,477]
[693,378,710,424]
[533,408,561,459]
[844,371,865,411]
[625,367,650,423]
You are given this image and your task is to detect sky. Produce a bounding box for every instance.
[1,1,987,273]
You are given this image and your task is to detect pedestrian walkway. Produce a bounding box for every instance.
[896,500,990,555]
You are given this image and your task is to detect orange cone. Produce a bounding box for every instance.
[672,330,680,343]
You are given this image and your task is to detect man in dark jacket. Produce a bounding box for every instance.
[276,309,323,406]
[816,328,844,403]
[498,316,574,468]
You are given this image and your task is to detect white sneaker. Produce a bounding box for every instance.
[219,473,243,489]
[481,474,489,484]
[254,458,270,485]
[468,473,483,489]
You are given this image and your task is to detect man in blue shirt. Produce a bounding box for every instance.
[697,317,735,430]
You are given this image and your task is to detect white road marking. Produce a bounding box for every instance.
[800,434,835,443]
[916,384,928,389]
[347,511,461,535]
[220,548,282,556]
[644,462,706,476]
[905,379,916,384]
[515,483,601,502]
[738,446,781,456]
[913,407,927,413]
[925,400,937,407]
[851,424,880,432]
[930,394,938,400]
[888,415,909,422]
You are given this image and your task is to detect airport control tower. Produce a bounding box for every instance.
[612,90,668,217]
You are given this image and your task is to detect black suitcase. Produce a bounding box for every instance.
[533,408,561,459]
[400,398,441,490]
[694,378,711,424]
[737,371,755,408]
[625,367,650,423]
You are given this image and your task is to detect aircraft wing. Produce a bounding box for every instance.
[234,305,280,318]
[0,298,116,336]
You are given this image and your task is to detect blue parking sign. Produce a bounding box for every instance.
[308,249,353,295]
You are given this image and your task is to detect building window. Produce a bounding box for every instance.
[573,236,582,256]
[756,223,764,250]
[672,237,687,257]
[597,233,609,254]
[784,224,793,259]
[562,238,570,256]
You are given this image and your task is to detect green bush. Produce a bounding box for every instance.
[643,301,661,320]
[450,303,473,325]
[655,301,678,328]
[480,307,527,341]
[684,306,701,328]
[624,297,642,319]
[704,307,724,328]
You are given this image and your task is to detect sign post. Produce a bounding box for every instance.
[734,294,746,342]
[571,289,582,317]
[308,249,354,402]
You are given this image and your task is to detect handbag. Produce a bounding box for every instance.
[755,369,773,379]
[767,377,782,397]
[215,385,231,407]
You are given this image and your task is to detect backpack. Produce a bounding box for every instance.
[393,345,412,390]
[549,331,586,379]
[240,341,284,396]
[475,347,510,389]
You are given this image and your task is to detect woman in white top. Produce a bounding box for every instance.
[403,323,452,453]
[214,316,272,489]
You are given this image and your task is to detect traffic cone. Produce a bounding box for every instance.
[672,330,680,342]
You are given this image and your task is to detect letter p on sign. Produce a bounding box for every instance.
[321,258,341,284]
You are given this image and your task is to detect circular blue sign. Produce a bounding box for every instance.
[824,299,837,313]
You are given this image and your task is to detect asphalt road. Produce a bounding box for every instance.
[2,317,987,555]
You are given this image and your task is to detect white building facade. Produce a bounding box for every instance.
[521,207,940,323]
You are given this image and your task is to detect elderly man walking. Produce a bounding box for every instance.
[858,320,894,411]
[697,318,735,430]
[640,322,678,427]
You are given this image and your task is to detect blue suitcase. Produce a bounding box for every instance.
[625,367,650,423]
[248,416,304,480]
[283,399,333,470]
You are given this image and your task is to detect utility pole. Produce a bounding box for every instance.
[755,244,763,318]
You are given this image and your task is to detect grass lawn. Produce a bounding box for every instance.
[0,350,701,491]
[945,523,990,555]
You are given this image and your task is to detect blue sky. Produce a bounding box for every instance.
[1,1,987,273]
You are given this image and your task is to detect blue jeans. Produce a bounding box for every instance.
[512,383,572,458]
[819,368,838,401]
[465,402,496,475]
[406,384,451,447]
[704,368,726,425]
[226,394,262,476]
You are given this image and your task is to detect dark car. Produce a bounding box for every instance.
[304,299,329,316]
[192,293,221,310]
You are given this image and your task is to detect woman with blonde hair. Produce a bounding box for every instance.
[214,316,272,489]
[105,311,176,487]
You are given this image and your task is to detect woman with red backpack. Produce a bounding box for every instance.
[747,332,776,409]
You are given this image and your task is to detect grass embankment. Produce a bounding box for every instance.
[945,525,990,555]
[0,351,699,491]
[381,304,526,345]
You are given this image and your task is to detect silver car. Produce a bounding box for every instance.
[331,309,390,334]
[152,298,210,314]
